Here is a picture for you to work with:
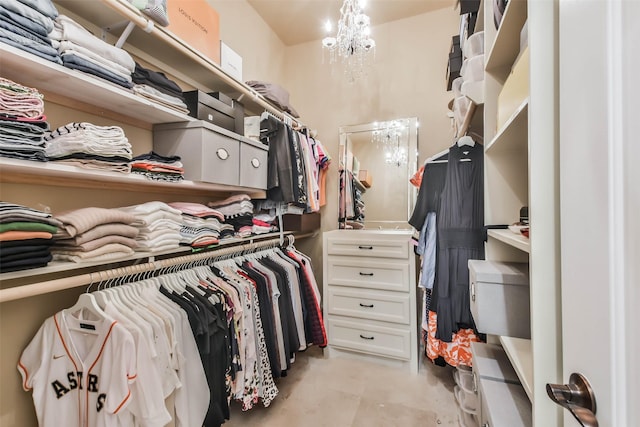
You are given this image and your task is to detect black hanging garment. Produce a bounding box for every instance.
[430,144,484,342]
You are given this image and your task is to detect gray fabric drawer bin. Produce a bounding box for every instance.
[153,120,240,186]
[468,260,530,338]
[239,139,268,189]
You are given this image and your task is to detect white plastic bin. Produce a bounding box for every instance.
[464,31,485,59]
[461,54,485,82]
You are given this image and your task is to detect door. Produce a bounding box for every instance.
[559,0,639,426]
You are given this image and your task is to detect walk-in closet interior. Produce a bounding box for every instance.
[1,0,638,426]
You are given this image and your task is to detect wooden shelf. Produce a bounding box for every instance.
[488,229,530,253]
[485,0,528,80]
[0,232,287,284]
[0,43,191,128]
[486,99,529,153]
[456,102,484,138]
[0,158,267,198]
[54,0,298,120]
[500,336,533,401]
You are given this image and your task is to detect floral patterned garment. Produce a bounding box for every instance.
[425,310,481,367]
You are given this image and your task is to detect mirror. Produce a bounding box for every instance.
[338,117,419,230]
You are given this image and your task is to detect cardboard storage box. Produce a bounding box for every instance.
[282,212,321,232]
[153,120,268,189]
[183,90,237,133]
[358,170,372,188]
[468,260,530,338]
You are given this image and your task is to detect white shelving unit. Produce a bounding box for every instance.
[481,0,562,426]
[500,336,533,400]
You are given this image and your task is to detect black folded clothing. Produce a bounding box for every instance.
[132,63,184,99]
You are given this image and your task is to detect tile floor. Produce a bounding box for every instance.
[225,346,459,427]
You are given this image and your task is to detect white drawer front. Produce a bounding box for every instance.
[326,258,410,292]
[327,287,410,324]
[327,318,411,360]
[326,238,408,259]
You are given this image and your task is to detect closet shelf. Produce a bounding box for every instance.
[354,179,366,193]
[0,43,191,128]
[0,232,291,289]
[54,0,301,123]
[456,102,484,138]
[487,229,530,253]
[0,158,267,199]
[485,99,529,153]
[485,0,527,80]
[500,336,533,401]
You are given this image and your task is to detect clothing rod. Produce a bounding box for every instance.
[100,0,304,128]
[0,235,294,304]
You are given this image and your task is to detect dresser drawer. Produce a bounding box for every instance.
[326,237,409,259]
[327,286,410,324]
[327,318,411,360]
[326,257,410,292]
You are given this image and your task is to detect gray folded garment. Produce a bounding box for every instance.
[53,234,139,252]
[55,222,139,245]
[54,207,137,238]
[246,80,300,118]
[16,0,58,20]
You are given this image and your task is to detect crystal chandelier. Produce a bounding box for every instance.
[372,120,409,166]
[322,0,376,82]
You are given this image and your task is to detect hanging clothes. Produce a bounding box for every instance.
[18,242,326,427]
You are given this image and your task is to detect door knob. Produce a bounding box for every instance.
[546,373,598,427]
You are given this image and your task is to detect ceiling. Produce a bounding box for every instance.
[246,0,455,46]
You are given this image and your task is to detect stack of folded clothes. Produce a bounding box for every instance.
[52,207,139,262]
[168,202,228,248]
[0,77,49,161]
[252,212,277,235]
[49,15,135,89]
[208,194,255,238]
[0,0,61,64]
[130,151,184,181]
[118,201,183,252]
[245,80,300,118]
[132,63,188,114]
[45,122,132,172]
[0,202,60,272]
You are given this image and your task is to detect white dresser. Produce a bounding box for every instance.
[322,230,419,373]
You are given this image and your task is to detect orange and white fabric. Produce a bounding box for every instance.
[426,310,481,367]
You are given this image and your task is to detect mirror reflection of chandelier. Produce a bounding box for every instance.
[372,120,409,166]
[322,0,376,82]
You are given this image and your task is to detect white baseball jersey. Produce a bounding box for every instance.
[18,310,137,427]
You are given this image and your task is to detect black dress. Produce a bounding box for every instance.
[431,143,484,342]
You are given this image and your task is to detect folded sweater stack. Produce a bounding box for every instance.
[0,0,61,64]
[131,151,184,182]
[208,194,255,238]
[52,207,139,262]
[132,63,188,114]
[118,201,183,252]
[0,77,49,162]
[168,202,227,248]
[50,14,135,89]
[45,122,132,173]
[0,202,60,272]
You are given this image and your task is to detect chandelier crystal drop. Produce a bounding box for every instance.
[322,0,376,82]
[371,120,409,166]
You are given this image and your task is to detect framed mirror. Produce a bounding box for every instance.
[338,117,419,230]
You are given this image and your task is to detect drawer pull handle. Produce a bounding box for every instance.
[216,148,230,160]
[358,245,373,250]
[359,272,374,276]
[359,303,374,308]
[251,158,260,168]
[359,334,375,340]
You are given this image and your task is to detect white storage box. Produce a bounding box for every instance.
[244,115,261,141]
[464,31,485,59]
[452,76,464,98]
[468,260,530,338]
[460,54,485,83]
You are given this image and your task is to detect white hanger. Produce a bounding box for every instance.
[66,293,109,322]
[457,135,475,147]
